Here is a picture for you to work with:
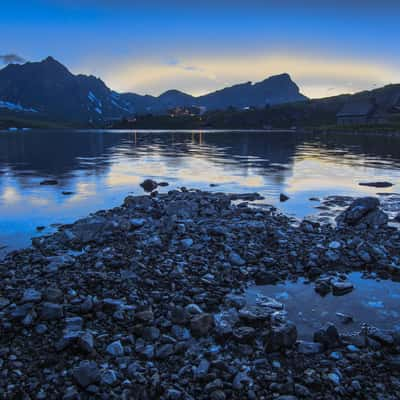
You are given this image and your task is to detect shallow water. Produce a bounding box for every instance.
[246,273,400,340]
[0,129,399,254]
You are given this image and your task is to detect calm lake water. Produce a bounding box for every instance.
[246,273,400,339]
[0,129,399,255]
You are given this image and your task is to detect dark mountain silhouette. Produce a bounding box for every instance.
[0,57,134,123]
[0,57,307,123]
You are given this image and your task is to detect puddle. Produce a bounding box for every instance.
[246,272,400,340]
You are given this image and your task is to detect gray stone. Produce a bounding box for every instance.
[314,323,340,348]
[297,341,323,354]
[266,322,297,351]
[190,313,214,336]
[40,302,63,320]
[106,340,124,357]
[73,361,100,388]
[100,369,118,386]
[21,288,42,303]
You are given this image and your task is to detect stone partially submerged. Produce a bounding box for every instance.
[336,197,389,228]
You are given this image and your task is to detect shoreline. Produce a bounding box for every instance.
[1,189,400,398]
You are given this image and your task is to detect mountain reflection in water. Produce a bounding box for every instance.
[0,130,399,254]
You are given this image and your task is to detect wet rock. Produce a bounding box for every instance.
[331,279,354,296]
[73,361,100,388]
[297,341,323,354]
[314,280,331,296]
[313,323,340,348]
[336,197,388,228]
[40,179,58,185]
[238,305,273,324]
[280,193,290,202]
[335,312,353,324]
[140,179,158,192]
[266,322,297,351]
[359,181,393,188]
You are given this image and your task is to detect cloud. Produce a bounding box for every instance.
[0,54,26,65]
[86,52,400,99]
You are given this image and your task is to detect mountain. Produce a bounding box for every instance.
[197,73,307,109]
[0,57,134,123]
[0,57,307,124]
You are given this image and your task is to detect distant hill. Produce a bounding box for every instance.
[0,57,307,123]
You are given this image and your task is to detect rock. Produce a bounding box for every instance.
[238,305,274,324]
[191,313,214,336]
[181,238,194,249]
[368,328,394,345]
[100,369,118,386]
[21,288,42,303]
[254,271,279,285]
[313,323,340,348]
[165,389,182,400]
[229,251,245,266]
[78,331,95,353]
[155,344,174,359]
[266,322,297,351]
[335,312,353,324]
[210,390,226,400]
[73,361,100,388]
[232,326,256,343]
[44,287,63,302]
[331,279,354,296]
[40,302,63,320]
[232,371,253,390]
[130,218,146,229]
[194,359,210,380]
[106,340,124,357]
[315,280,331,296]
[327,372,340,385]
[297,341,323,354]
[295,383,311,397]
[40,179,58,185]
[280,193,290,202]
[336,197,388,228]
[140,179,158,192]
[359,181,393,188]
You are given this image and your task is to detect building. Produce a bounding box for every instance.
[336,100,378,126]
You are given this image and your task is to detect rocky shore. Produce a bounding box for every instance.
[1,188,400,399]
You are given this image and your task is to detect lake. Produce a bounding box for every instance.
[0,129,399,256]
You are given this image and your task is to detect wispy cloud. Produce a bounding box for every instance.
[0,54,26,65]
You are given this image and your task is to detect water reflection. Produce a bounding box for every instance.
[246,273,400,339]
[0,130,399,254]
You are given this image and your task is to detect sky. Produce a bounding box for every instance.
[1,0,400,99]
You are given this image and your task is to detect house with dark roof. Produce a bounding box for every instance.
[336,100,382,125]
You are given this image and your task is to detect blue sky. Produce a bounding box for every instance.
[1,0,400,98]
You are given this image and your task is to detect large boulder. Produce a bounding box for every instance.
[336,197,388,228]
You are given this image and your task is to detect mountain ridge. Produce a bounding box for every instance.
[0,57,307,122]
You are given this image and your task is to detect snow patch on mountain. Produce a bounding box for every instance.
[0,100,37,113]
